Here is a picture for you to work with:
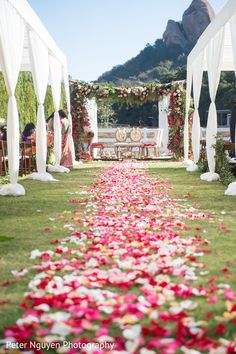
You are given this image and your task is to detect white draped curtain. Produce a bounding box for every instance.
[63,67,75,163]
[86,98,98,157]
[0,0,25,195]
[28,30,54,181]
[183,65,193,164]
[201,27,225,181]
[230,15,236,154]
[87,98,98,143]
[49,55,62,166]
[187,52,204,172]
[158,95,169,154]
[225,15,236,195]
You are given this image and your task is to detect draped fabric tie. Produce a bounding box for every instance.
[183,115,189,161]
[53,110,62,165]
[183,65,192,164]
[201,27,224,181]
[206,101,217,174]
[29,105,57,181]
[7,95,20,185]
[67,112,75,162]
[158,95,169,154]
[0,95,25,195]
[36,103,47,174]
[192,109,201,164]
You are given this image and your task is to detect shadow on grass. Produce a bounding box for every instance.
[0,236,14,242]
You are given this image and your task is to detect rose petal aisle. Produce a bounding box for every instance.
[3,161,236,354]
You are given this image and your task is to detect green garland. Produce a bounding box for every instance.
[71,80,190,159]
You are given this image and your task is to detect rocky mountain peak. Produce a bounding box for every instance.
[98,0,216,83]
[163,0,215,51]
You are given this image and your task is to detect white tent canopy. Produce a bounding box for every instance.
[0,0,74,196]
[184,0,236,183]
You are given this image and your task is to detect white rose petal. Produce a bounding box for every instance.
[34,304,50,312]
[86,258,98,268]
[16,315,39,326]
[140,349,155,354]
[123,324,141,340]
[51,322,71,336]
[181,347,202,354]
[30,249,42,259]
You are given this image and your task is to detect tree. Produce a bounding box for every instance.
[0,73,8,121]
[0,72,66,130]
[16,72,37,131]
[97,100,117,127]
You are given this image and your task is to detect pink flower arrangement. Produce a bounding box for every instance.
[71,80,189,159]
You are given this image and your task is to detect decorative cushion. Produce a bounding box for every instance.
[91,143,104,149]
[141,143,156,147]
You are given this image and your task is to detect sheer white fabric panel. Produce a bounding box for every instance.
[85,99,98,157]
[0,0,25,92]
[158,95,169,154]
[63,67,75,163]
[92,99,98,158]
[192,52,204,166]
[204,28,224,179]
[183,64,192,164]
[53,111,61,165]
[0,0,25,195]
[88,98,98,143]
[230,15,236,153]
[29,30,49,176]
[49,55,62,165]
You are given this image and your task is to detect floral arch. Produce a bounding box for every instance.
[70,80,189,159]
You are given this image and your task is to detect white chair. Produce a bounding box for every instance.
[141,128,163,158]
[114,127,143,159]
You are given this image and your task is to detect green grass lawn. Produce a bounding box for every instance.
[149,161,236,335]
[149,161,236,284]
[0,160,236,340]
[0,163,103,336]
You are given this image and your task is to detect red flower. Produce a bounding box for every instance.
[215,323,226,335]
[76,152,92,160]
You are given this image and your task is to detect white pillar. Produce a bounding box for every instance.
[158,95,169,155]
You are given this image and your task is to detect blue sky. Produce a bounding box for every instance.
[28,0,227,82]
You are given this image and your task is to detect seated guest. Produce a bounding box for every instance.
[76,130,95,160]
[21,123,36,156]
[81,130,94,153]
[230,101,236,156]
[230,101,236,143]
[0,126,7,141]
[22,123,36,143]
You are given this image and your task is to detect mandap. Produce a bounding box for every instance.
[0,0,74,196]
[184,0,236,194]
